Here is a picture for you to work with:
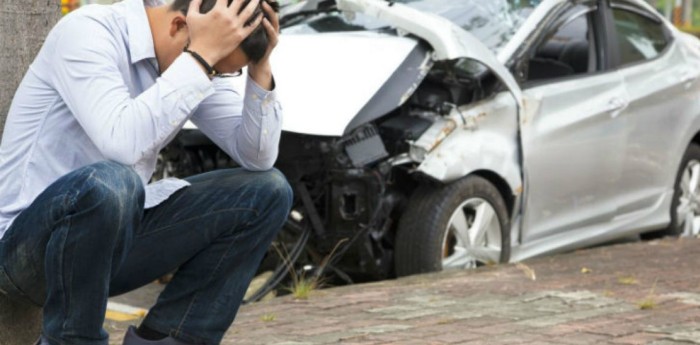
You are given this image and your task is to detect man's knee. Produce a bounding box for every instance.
[256,168,293,211]
[73,161,144,212]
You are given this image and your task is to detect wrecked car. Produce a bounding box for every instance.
[156,0,700,300]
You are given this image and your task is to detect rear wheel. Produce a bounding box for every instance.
[670,144,700,237]
[395,175,511,277]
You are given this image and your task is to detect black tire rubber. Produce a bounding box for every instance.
[394,175,511,277]
[643,143,700,239]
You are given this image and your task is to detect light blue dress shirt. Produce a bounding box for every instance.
[0,0,283,239]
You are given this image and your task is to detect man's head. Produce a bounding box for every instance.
[170,0,279,64]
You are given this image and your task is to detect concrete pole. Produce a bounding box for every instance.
[683,0,693,27]
[0,0,60,142]
[0,0,59,342]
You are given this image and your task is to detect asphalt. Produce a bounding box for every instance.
[104,237,700,345]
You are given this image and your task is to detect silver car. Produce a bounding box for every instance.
[164,0,700,298]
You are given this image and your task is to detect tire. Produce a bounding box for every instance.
[395,175,511,277]
[644,143,700,239]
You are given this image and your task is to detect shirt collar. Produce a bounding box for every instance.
[125,0,162,64]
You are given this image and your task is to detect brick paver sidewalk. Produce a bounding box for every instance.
[108,238,700,344]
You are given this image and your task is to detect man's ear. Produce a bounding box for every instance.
[169,14,188,38]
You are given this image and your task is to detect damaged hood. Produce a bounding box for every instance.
[272,0,523,137]
[270,32,422,136]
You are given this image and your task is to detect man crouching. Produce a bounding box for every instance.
[0,0,291,344]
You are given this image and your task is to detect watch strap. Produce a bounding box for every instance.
[184,48,217,78]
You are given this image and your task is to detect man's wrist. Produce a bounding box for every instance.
[184,49,217,78]
[185,43,220,68]
[249,62,273,91]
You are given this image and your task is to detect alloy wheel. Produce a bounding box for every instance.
[442,198,502,269]
[678,159,700,237]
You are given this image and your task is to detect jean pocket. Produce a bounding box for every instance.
[0,265,30,302]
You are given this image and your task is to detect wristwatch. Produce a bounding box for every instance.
[184,48,217,78]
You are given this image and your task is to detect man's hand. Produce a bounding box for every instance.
[186,0,263,67]
[248,1,279,91]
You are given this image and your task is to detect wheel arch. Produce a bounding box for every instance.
[691,131,700,148]
[470,169,517,216]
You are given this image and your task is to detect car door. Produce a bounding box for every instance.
[519,3,630,243]
[608,1,698,223]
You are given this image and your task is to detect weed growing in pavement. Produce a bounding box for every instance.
[617,276,639,285]
[260,314,276,322]
[638,298,656,310]
[273,238,348,300]
[637,278,659,310]
[289,276,318,300]
[516,263,536,281]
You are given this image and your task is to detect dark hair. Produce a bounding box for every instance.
[170,0,280,63]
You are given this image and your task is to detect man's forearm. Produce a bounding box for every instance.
[249,62,274,91]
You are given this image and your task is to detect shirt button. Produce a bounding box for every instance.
[263,129,268,135]
[252,94,259,100]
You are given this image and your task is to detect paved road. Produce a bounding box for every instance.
[106,237,700,344]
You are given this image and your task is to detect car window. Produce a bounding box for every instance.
[526,13,598,83]
[612,8,669,66]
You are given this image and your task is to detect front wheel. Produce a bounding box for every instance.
[395,175,511,277]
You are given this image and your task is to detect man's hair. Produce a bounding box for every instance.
[171,0,280,63]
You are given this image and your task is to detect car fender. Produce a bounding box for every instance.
[337,0,525,193]
[416,92,522,197]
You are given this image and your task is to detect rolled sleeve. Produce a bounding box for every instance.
[49,15,218,165]
[244,76,281,163]
[189,74,283,171]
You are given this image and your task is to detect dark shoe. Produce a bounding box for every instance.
[122,326,192,345]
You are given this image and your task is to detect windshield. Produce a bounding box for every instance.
[282,0,541,53]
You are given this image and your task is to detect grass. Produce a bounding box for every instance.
[274,238,348,301]
[637,279,659,310]
[260,314,276,322]
[289,276,319,300]
[638,297,657,310]
[516,263,537,281]
[617,276,639,285]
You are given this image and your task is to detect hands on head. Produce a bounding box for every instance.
[183,0,280,72]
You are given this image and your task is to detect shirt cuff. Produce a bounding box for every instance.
[246,75,276,100]
[245,75,278,117]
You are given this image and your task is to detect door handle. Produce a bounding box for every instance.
[682,74,697,88]
[679,70,697,89]
[681,74,696,84]
[607,98,627,118]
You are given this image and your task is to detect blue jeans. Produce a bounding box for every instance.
[0,161,293,345]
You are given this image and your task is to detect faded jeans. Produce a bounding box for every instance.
[0,161,293,345]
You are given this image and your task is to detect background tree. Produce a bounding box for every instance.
[0,1,60,342]
[0,0,60,142]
